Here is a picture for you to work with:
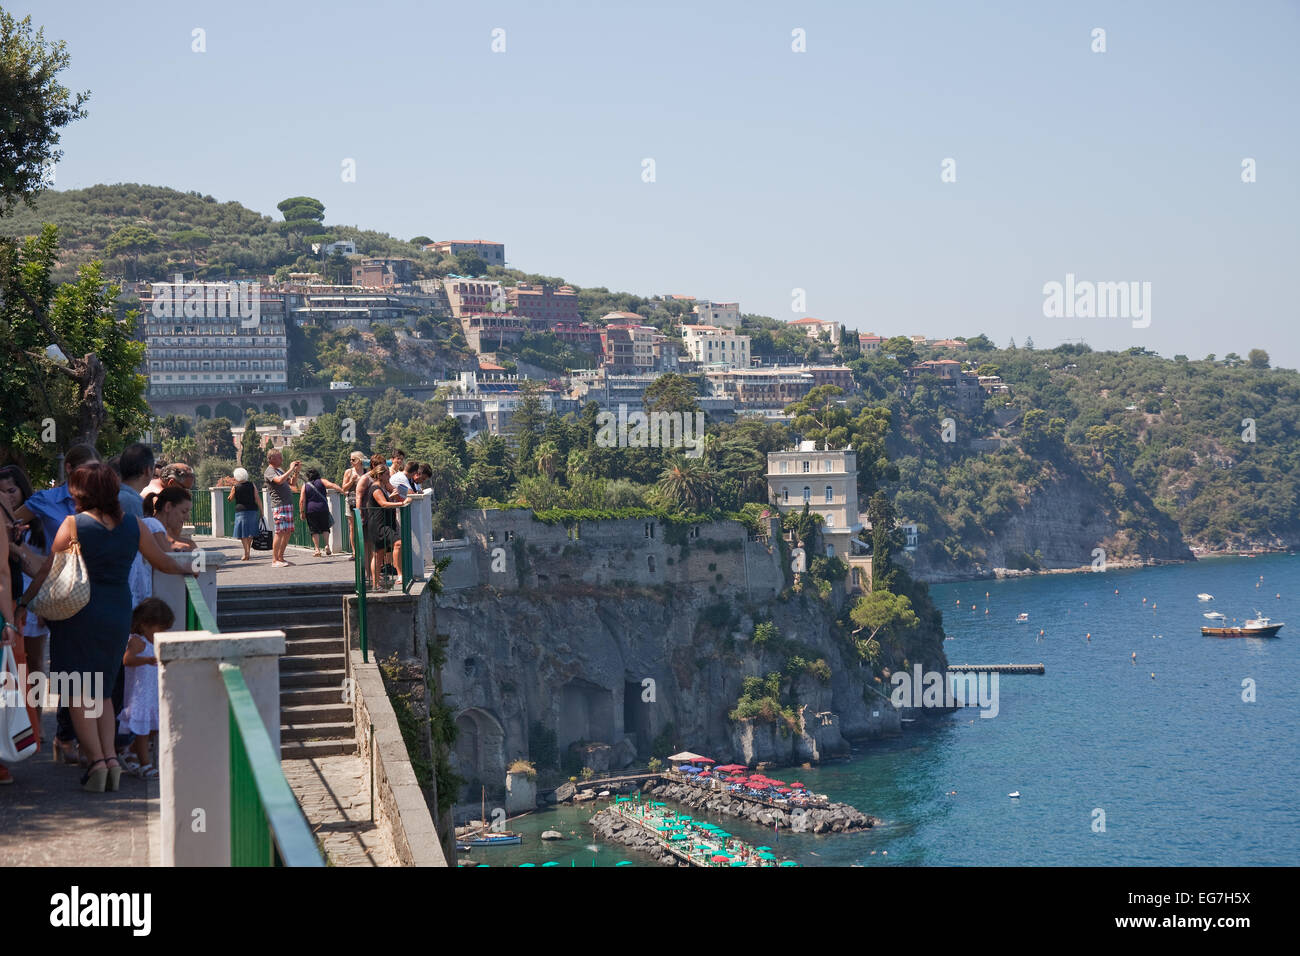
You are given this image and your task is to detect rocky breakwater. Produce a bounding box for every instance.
[647,781,876,833]
[589,808,682,866]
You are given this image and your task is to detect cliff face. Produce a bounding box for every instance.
[434,511,933,793]
[907,465,1193,583]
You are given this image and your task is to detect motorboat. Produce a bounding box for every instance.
[1016,613,1029,623]
[1201,614,1283,638]
[1197,593,1214,601]
[1008,791,1021,799]
[1203,611,1226,621]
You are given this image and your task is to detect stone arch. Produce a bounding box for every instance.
[453,707,506,798]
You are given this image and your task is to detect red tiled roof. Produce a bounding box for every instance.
[789,316,830,324]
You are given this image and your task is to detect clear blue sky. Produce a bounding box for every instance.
[21,0,1300,367]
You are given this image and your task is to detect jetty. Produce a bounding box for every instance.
[591,798,797,867]
[947,663,1046,674]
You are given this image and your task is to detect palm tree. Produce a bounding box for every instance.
[535,441,560,480]
[657,456,719,512]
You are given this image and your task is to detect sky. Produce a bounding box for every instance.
[19,0,1300,367]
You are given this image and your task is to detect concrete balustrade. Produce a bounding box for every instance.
[151,549,227,628]
[156,627,285,866]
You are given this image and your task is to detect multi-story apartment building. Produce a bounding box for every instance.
[682,324,751,368]
[460,313,537,352]
[443,277,506,317]
[552,322,604,353]
[788,316,842,344]
[139,281,288,397]
[692,300,741,328]
[704,367,815,410]
[423,240,505,267]
[600,318,658,372]
[804,365,856,391]
[351,258,416,289]
[859,333,884,353]
[507,282,580,326]
[287,289,413,328]
[905,359,984,414]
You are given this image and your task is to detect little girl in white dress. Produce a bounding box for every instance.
[121,597,172,778]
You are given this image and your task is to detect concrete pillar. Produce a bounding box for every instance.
[407,490,432,578]
[156,628,285,866]
[327,490,346,553]
[210,488,226,538]
[505,770,536,815]
[151,549,227,629]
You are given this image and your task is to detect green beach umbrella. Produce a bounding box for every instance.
[779,860,799,867]
[758,852,777,860]
[616,860,635,866]
[756,846,772,851]
[542,861,560,867]
[730,860,748,866]
[519,863,536,867]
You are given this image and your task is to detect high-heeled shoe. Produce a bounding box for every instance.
[81,758,108,792]
[105,757,122,792]
[52,738,80,765]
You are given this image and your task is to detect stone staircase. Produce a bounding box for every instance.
[215,582,357,758]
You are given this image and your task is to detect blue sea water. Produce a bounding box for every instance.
[479,554,1300,867]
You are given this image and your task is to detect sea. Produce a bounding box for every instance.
[464,553,1300,867]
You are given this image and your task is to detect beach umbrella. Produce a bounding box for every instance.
[776,787,791,793]
[477,863,490,867]
[730,859,748,866]
[755,846,772,851]
[758,852,777,860]
[616,860,635,866]
[518,863,535,867]
[789,782,804,788]
[779,860,799,867]
[542,861,560,867]
[680,765,702,774]
[710,855,730,863]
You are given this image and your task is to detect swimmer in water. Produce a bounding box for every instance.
[1131,652,1137,664]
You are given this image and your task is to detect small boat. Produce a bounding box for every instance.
[1202,614,1283,639]
[1016,613,1029,623]
[1008,791,1021,799]
[1203,611,1225,621]
[1197,593,1214,601]
[463,832,523,847]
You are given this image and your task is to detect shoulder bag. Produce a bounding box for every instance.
[29,517,91,621]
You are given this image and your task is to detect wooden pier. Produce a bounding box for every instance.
[947,663,1046,674]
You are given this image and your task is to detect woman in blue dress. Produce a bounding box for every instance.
[22,463,194,793]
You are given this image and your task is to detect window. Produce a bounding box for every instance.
[802,461,810,473]
[803,487,811,504]
[825,486,833,503]
[779,460,788,475]
[824,459,833,472]
[782,487,789,504]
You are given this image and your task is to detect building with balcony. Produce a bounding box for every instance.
[766,442,869,577]
[704,367,815,410]
[507,282,580,326]
[139,282,288,397]
[682,324,751,368]
[788,316,842,344]
[444,277,506,317]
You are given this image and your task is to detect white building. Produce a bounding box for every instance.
[788,317,842,344]
[692,300,741,328]
[682,324,751,368]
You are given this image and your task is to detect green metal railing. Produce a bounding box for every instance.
[191,492,212,535]
[352,505,369,663]
[183,577,324,867]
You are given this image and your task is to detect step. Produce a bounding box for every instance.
[280,686,349,706]
[217,606,342,628]
[281,738,357,758]
[221,584,353,602]
[280,703,353,724]
[280,668,346,688]
[284,636,345,655]
[281,654,345,673]
[281,721,354,742]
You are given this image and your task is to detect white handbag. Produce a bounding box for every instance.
[0,644,38,763]
[30,518,91,621]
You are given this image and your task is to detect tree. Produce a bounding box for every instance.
[410,236,432,247]
[1024,336,1035,350]
[240,423,267,480]
[0,226,148,480]
[881,336,916,367]
[276,196,325,251]
[656,456,718,512]
[105,224,160,280]
[643,373,700,416]
[849,590,918,662]
[0,11,89,216]
[454,250,487,277]
[195,417,237,460]
[1248,349,1270,370]
[171,229,212,272]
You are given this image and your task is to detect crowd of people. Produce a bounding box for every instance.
[1,443,196,790]
[0,439,438,790]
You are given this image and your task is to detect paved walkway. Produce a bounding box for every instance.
[197,536,358,587]
[282,754,396,866]
[0,710,160,866]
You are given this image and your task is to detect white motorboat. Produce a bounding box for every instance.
[1016,613,1029,623]
[1203,611,1225,621]
[1197,593,1214,602]
[1008,791,1021,799]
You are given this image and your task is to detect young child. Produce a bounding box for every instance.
[120,597,172,778]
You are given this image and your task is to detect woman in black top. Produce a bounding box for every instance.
[227,467,261,561]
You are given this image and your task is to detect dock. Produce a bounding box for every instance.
[593,797,796,867]
[947,663,1046,674]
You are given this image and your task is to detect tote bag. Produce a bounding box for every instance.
[29,518,91,621]
[0,645,38,763]
[252,516,273,551]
